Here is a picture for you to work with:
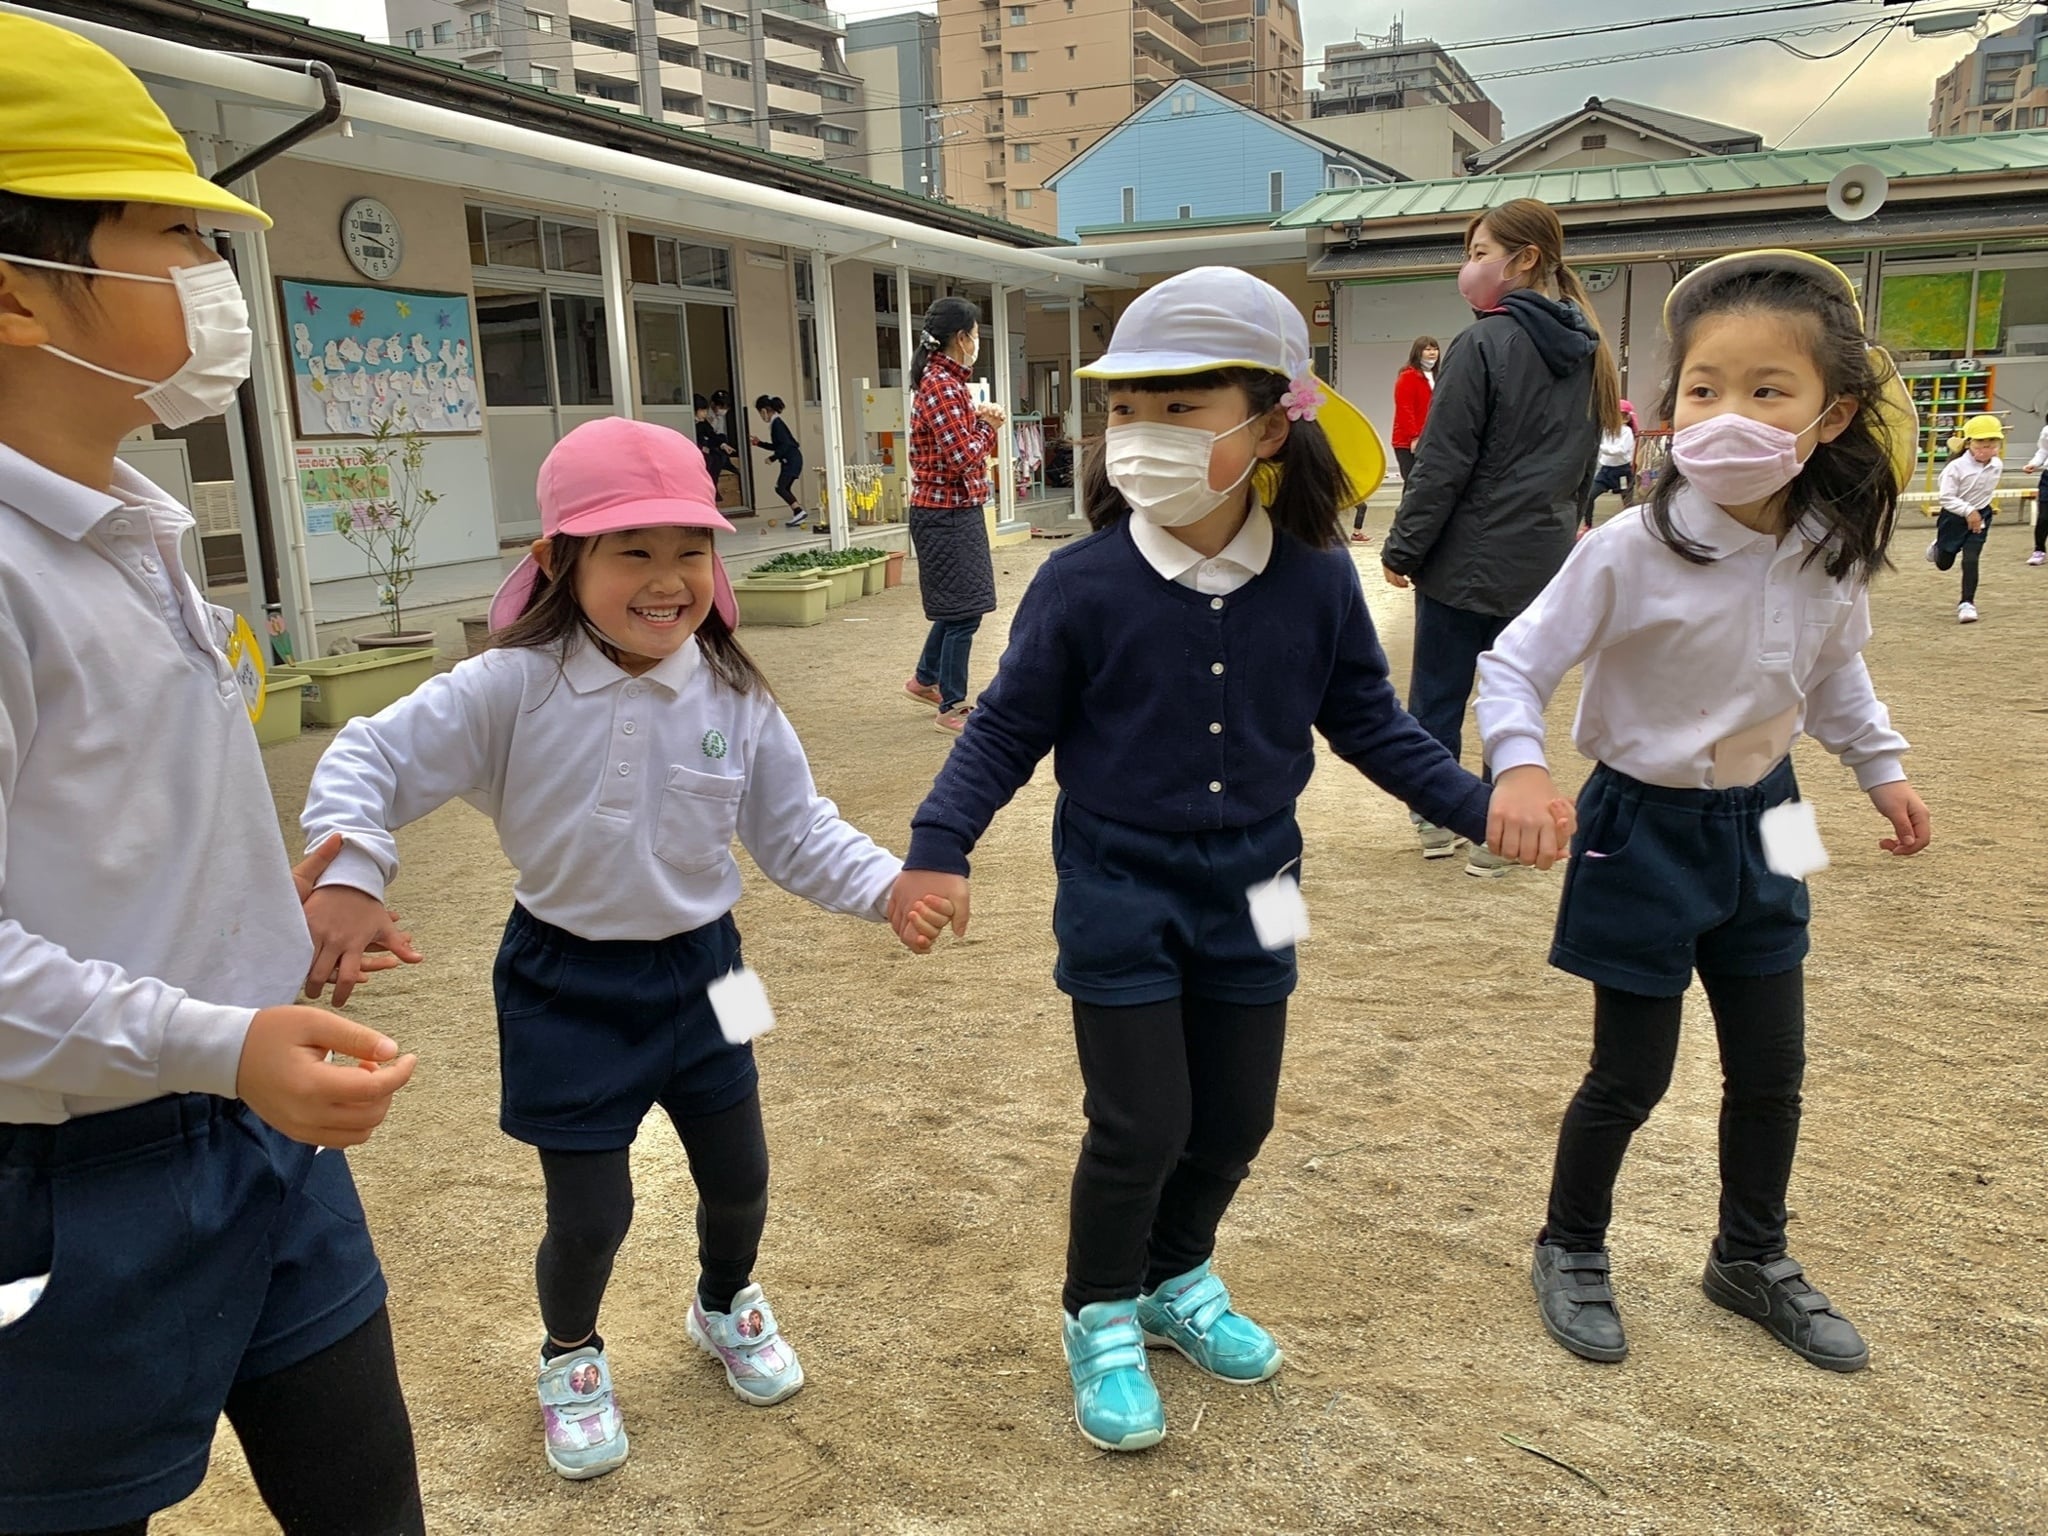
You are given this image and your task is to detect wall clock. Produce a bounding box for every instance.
[340,197,403,281]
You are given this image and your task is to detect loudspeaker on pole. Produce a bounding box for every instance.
[1826,163,1889,223]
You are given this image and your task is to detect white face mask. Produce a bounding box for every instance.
[1104,416,1256,527]
[0,255,252,428]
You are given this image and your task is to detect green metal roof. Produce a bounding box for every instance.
[1279,130,2048,229]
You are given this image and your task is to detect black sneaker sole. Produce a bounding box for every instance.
[1701,1269,1869,1373]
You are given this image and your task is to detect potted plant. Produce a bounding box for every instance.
[336,408,442,650]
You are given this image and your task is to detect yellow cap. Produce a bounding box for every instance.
[1665,248,1918,490]
[0,15,269,231]
[1961,414,2004,440]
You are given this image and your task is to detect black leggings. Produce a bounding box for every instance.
[536,1089,770,1345]
[1065,996,1287,1314]
[1933,508,1993,604]
[773,465,802,510]
[17,1307,424,1536]
[2035,476,2046,553]
[1542,969,1805,1262]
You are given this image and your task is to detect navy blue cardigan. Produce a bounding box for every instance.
[906,520,1492,875]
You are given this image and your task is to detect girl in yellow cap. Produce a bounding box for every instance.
[1479,249,1932,1375]
[886,266,1568,1453]
[0,15,423,1532]
[1926,414,2005,622]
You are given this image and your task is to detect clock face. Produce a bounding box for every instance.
[1579,265,1620,293]
[340,197,403,281]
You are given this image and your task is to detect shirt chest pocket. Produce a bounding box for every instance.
[654,764,744,874]
[1796,595,1853,676]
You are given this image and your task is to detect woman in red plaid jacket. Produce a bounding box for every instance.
[904,296,1005,736]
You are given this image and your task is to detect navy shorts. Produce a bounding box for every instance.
[1051,795,1301,1008]
[1551,757,1811,998]
[0,1095,386,1532]
[492,905,759,1151]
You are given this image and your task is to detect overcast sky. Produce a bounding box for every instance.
[255,0,1988,151]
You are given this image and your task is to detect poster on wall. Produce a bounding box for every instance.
[277,278,483,438]
[1876,271,2005,356]
[295,446,391,537]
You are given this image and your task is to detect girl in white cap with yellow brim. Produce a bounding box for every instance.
[887,266,1567,1452]
[1477,249,1932,1374]
[0,15,424,1531]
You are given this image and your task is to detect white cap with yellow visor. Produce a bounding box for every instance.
[1077,266,1386,507]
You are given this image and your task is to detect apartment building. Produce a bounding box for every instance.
[936,0,1306,232]
[1930,15,2048,137]
[847,10,942,195]
[385,0,866,165]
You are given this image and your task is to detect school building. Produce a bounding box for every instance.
[11,0,1125,659]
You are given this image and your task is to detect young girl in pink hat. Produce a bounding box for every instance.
[299,417,950,1482]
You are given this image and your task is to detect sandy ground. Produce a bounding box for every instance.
[164,513,2047,1535]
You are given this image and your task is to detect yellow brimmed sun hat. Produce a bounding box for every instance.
[1078,267,1385,503]
[1666,249,1917,488]
[0,14,270,230]
[1960,413,2004,440]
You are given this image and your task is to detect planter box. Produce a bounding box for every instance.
[820,566,863,608]
[294,647,438,727]
[857,558,887,597]
[355,630,437,651]
[884,549,905,588]
[254,671,307,746]
[734,577,830,627]
[460,614,493,656]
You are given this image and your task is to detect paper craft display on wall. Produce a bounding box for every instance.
[278,278,482,438]
[295,447,392,537]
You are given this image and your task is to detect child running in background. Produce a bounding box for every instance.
[2026,421,2048,566]
[301,419,950,1482]
[889,268,1568,1453]
[0,16,424,1532]
[751,394,808,528]
[1577,399,1638,537]
[1926,414,2005,622]
[1479,250,1932,1375]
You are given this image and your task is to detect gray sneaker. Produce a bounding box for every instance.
[1466,845,1514,879]
[1414,820,1467,859]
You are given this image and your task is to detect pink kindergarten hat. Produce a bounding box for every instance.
[488,417,739,633]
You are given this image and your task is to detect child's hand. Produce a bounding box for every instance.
[1869,780,1931,856]
[303,884,412,1007]
[293,834,423,991]
[1967,510,1984,533]
[889,870,970,952]
[1487,765,1572,870]
[238,1007,418,1148]
[899,896,956,954]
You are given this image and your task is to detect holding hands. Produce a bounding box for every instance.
[889,870,969,954]
[293,834,421,1005]
[1485,765,1579,871]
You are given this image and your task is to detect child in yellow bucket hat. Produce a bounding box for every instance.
[888,266,1568,1454]
[0,15,425,1531]
[1926,413,2006,623]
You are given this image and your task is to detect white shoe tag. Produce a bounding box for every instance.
[1247,873,1310,952]
[0,1274,48,1329]
[709,966,777,1044]
[1760,800,1829,880]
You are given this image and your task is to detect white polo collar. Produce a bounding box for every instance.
[1128,503,1274,584]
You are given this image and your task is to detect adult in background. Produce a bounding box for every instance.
[1359,335,1437,545]
[1382,197,1621,875]
[904,296,1004,736]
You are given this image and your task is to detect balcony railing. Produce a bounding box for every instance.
[982,66,1003,88]
[759,0,843,31]
[981,23,1000,43]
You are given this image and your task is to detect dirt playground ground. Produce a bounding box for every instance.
[166,521,2046,1535]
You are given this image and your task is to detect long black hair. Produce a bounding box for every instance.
[490,532,770,697]
[911,295,981,387]
[1650,266,1901,582]
[1406,335,1440,371]
[1083,367,1353,550]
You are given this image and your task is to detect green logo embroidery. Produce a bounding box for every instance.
[701,729,728,760]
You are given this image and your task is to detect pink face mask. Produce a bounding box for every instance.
[1669,408,1831,508]
[1458,252,1521,312]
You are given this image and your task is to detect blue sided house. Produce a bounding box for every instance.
[1045,79,1399,242]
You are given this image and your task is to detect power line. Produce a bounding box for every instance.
[1778,0,1919,143]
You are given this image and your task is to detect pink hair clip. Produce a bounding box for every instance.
[1281,374,1325,422]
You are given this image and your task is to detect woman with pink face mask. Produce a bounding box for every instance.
[1474,249,1931,1377]
[1381,198,1623,874]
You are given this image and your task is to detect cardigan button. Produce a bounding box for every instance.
[1210,662,1224,675]
[1209,722,1222,734]
[1210,597,1224,610]
[1208,780,1222,793]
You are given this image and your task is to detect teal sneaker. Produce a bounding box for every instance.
[536,1344,629,1481]
[1061,1301,1167,1452]
[1136,1261,1282,1383]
